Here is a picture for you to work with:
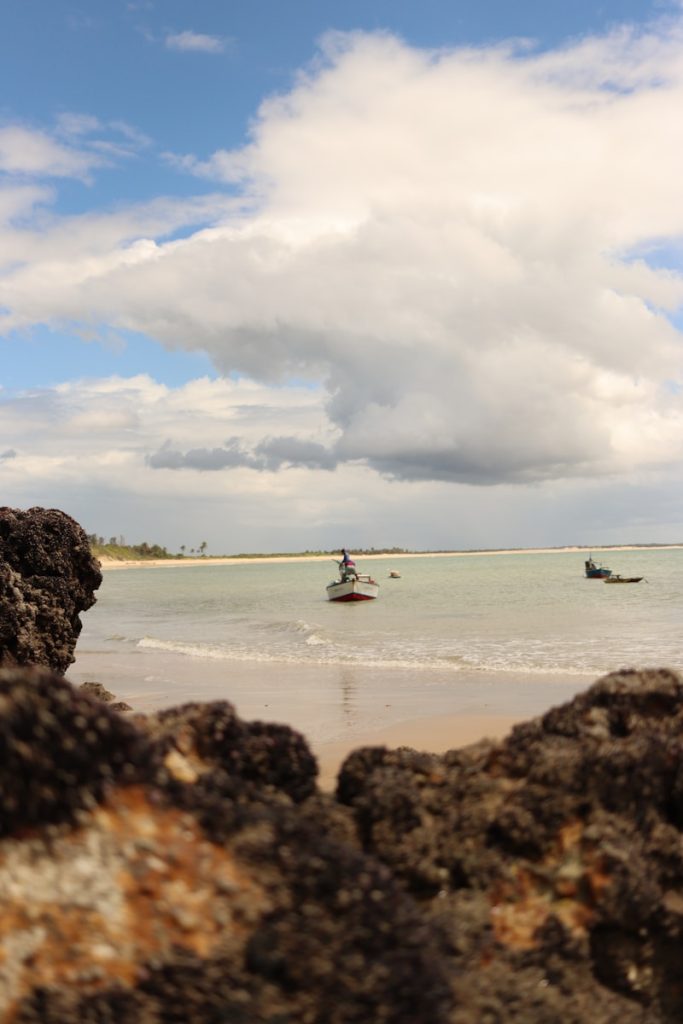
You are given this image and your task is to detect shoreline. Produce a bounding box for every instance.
[97,543,683,571]
[67,641,592,792]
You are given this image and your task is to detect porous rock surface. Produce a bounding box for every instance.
[0,507,102,675]
[0,667,453,1023]
[338,667,683,1023]
[5,661,683,1022]
[137,700,319,802]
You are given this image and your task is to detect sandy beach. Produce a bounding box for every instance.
[85,543,667,786]
[97,543,683,571]
[68,636,589,793]
[312,711,523,790]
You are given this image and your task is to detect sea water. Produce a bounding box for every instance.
[66,548,683,743]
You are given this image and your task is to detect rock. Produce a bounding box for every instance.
[0,666,157,837]
[337,668,683,1023]
[8,659,683,1021]
[79,681,132,712]
[79,681,116,702]
[0,507,102,674]
[0,668,453,1023]
[138,700,319,802]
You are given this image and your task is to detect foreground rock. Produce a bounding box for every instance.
[5,664,683,1022]
[0,667,453,1023]
[137,700,319,802]
[338,667,683,1023]
[0,506,102,674]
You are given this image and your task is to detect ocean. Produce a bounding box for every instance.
[66,548,683,747]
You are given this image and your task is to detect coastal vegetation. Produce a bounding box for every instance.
[87,536,180,561]
[87,536,412,561]
[88,537,683,562]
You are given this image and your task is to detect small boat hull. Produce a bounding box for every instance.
[585,557,611,578]
[604,576,643,584]
[326,577,379,601]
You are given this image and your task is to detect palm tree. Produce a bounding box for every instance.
[199,541,207,556]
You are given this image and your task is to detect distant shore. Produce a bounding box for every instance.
[97,543,683,571]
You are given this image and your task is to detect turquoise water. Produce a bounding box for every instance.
[73,549,682,677]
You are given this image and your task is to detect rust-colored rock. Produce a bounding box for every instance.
[0,507,102,674]
[7,655,683,1022]
[0,668,453,1023]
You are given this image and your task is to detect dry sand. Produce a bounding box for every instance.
[97,544,683,571]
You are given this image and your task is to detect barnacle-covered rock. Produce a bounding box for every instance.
[138,700,318,802]
[0,668,453,1023]
[0,666,156,836]
[337,668,683,1023]
[0,506,101,674]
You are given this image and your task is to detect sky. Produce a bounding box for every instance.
[3,0,683,554]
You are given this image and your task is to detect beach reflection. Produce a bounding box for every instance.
[339,668,359,728]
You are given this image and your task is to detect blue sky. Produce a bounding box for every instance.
[3,0,683,552]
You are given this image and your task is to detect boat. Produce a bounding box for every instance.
[585,555,612,579]
[327,556,379,601]
[603,575,643,584]
[326,574,380,601]
[388,570,401,578]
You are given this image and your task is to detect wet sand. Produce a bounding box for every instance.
[87,540,661,766]
[82,546,630,790]
[67,646,590,792]
[313,712,523,790]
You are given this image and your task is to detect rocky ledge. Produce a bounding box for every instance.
[0,666,451,1023]
[0,507,101,675]
[1,665,683,1022]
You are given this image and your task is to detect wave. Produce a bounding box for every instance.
[135,634,609,675]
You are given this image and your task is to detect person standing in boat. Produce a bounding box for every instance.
[339,549,357,580]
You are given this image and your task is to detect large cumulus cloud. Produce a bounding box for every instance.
[3,22,683,486]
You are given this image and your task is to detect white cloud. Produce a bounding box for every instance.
[3,373,683,552]
[0,184,54,226]
[165,30,226,54]
[55,112,102,138]
[0,125,105,179]
[3,21,683,495]
[0,116,152,185]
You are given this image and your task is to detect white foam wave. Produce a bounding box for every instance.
[305,634,327,646]
[135,634,676,676]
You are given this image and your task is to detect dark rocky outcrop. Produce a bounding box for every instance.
[136,700,319,802]
[0,667,453,1023]
[0,506,102,674]
[78,681,116,702]
[79,680,132,711]
[337,667,683,1022]
[6,648,683,1020]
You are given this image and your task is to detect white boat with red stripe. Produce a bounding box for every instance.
[326,574,380,602]
[327,552,379,601]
